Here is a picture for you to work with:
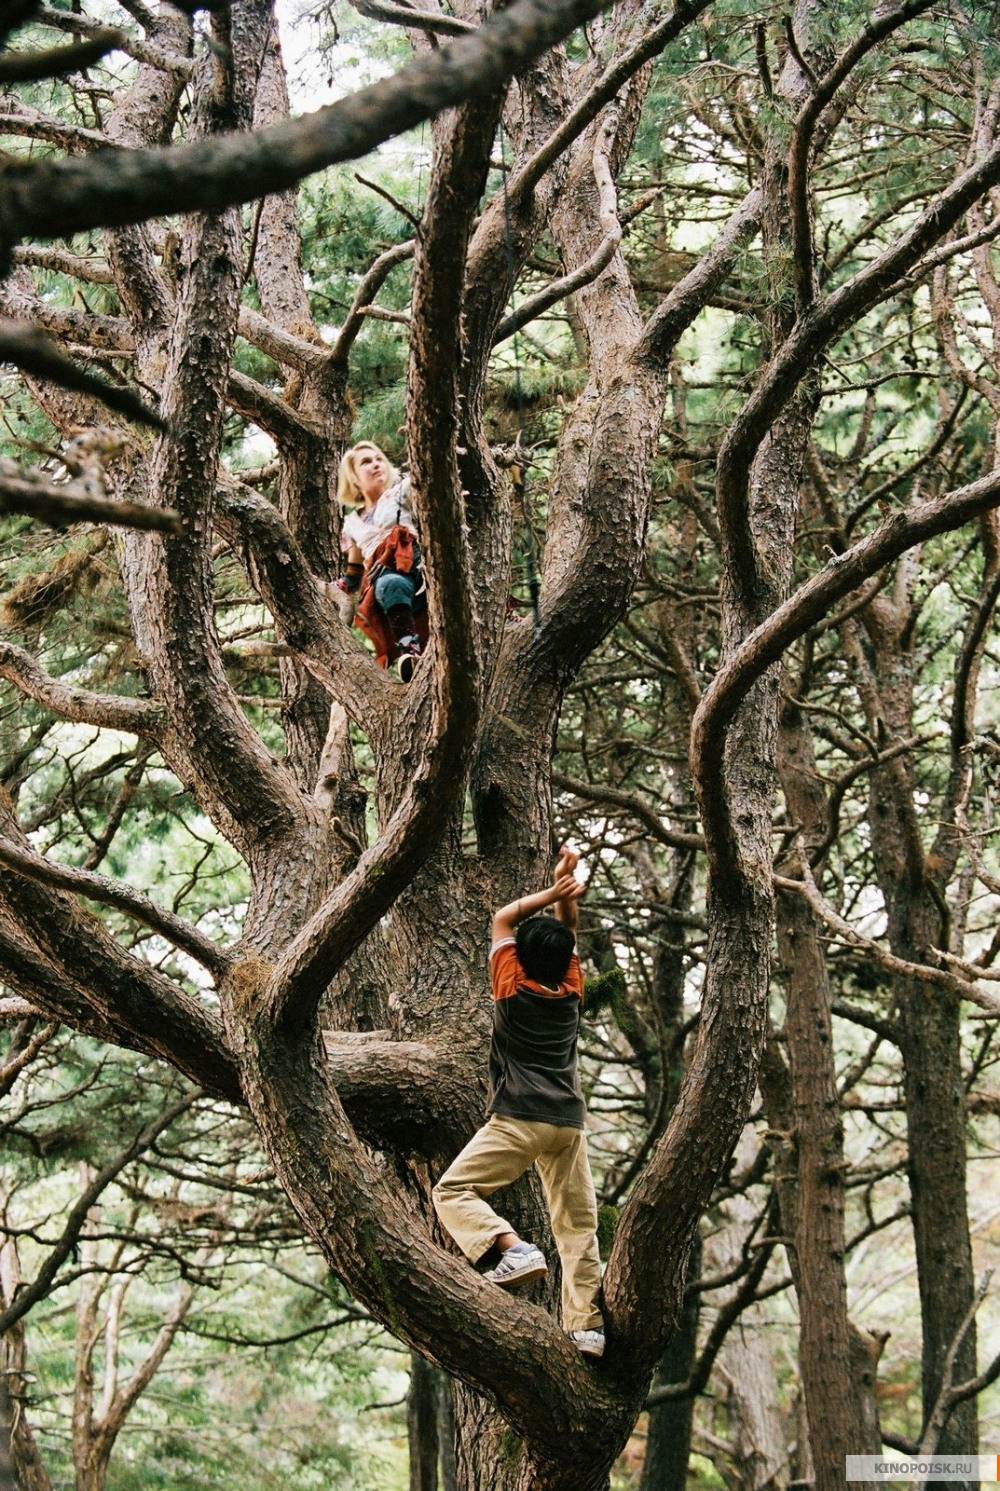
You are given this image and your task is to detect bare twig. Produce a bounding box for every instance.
[775,856,1000,1017]
[0,1092,197,1336]
[552,769,703,852]
[916,1273,993,1464]
[345,0,475,36]
[0,1019,58,1094]
[355,172,421,227]
[333,239,415,363]
[0,997,43,1021]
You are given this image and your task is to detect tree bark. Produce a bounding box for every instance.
[845,592,978,1479]
[639,1237,700,1491]
[409,1352,441,1491]
[0,1237,54,1491]
[773,696,883,1490]
[4,3,1000,1488]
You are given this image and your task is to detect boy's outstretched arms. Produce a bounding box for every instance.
[491,845,584,944]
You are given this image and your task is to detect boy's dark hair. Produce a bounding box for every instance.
[515,915,575,989]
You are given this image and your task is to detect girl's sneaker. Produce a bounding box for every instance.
[393,638,422,683]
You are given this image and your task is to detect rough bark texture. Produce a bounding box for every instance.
[847,599,978,1477]
[409,1352,442,1491]
[640,1257,699,1491]
[773,697,883,1489]
[4,0,1000,1486]
[0,1237,54,1491]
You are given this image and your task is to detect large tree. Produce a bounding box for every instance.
[2,0,1000,1486]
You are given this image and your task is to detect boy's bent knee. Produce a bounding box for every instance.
[431,1177,454,1213]
[432,1173,472,1215]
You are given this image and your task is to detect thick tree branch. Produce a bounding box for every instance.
[261,74,492,1031]
[492,224,620,344]
[788,0,938,312]
[0,894,240,1098]
[0,0,620,243]
[0,996,43,1021]
[0,101,109,150]
[636,188,761,368]
[0,836,230,977]
[718,132,1000,602]
[116,3,308,862]
[33,5,192,76]
[692,469,1000,877]
[0,319,162,428]
[237,305,328,373]
[509,0,713,203]
[227,367,311,442]
[4,295,132,350]
[214,476,388,737]
[0,26,124,83]
[11,245,114,281]
[346,0,476,35]
[243,1033,627,1456]
[0,640,163,736]
[323,1033,469,1151]
[898,215,1000,302]
[0,465,179,530]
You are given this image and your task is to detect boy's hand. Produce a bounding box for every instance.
[553,871,584,903]
[491,849,583,944]
[553,843,579,884]
[552,855,583,933]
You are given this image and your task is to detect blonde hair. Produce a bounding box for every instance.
[336,442,399,509]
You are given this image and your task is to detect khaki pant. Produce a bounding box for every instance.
[432,1114,604,1333]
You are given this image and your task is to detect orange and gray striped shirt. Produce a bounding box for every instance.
[486,939,586,1129]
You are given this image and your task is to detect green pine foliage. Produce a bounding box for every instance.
[4,1035,408,1490]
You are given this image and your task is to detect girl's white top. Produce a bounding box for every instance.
[341,477,416,560]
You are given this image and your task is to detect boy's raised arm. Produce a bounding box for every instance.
[552,845,581,935]
[491,847,584,944]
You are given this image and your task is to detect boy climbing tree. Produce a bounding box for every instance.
[433,846,606,1358]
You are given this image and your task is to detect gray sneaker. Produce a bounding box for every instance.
[568,1328,605,1358]
[484,1243,547,1288]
